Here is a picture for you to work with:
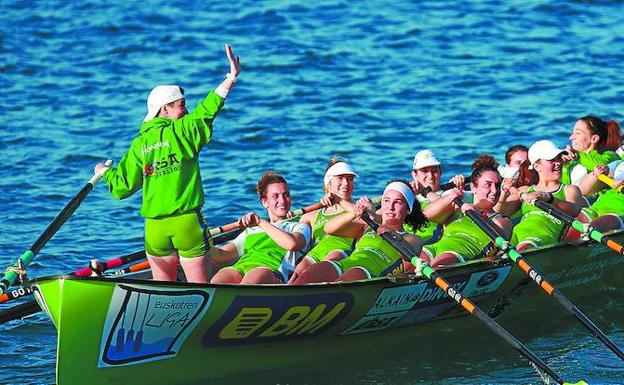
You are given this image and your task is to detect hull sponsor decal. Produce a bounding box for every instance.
[202,293,353,347]
[341,283,428,335]
[98,284,213,367]
[343,266,511,334]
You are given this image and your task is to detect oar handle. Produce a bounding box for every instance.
[421,176,472,196]
[208,196,383,237]
[88,159,114,185]
[0,160,115,294]
[597,174,623,193]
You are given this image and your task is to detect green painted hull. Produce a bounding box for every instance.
[33,231,624,385]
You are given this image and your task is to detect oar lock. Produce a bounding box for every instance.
[89,259,105,277]
[5,259,30,288]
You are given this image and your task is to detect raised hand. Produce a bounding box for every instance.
[225,44,241,77]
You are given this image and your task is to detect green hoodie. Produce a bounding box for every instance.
[102,91,225,218]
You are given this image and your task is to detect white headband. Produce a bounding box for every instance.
[383,182,415,212]
[323,162,358,185]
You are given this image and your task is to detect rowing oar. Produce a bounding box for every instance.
[206,199,349,237]
[0,160,113,295]
[455,198,624,362]
[420,176,472,196]
[0,250,146,305]
[533,199,624,256]
[359,212,586,385]
[597,174,624,193]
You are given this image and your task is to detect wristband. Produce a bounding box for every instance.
[226,72,238,82]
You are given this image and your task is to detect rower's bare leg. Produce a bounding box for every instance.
[210,268,243,284]
[291,261,339,285]
[147,254,179,281]
[515,241,535,253]
[591,215,624,232]
[324,250,346,261]
[430,252,461,269]
[338,267,369,282]
[242,267,281,284]
[287,257,312,284]
[180,252,210,283]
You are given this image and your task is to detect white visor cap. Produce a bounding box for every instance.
[143,85,185,122]
[528,140,565,165]
[383,181,415,212]
[324,162,358,186]
[413,149,441,170]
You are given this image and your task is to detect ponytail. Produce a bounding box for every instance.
[516,160,538,187]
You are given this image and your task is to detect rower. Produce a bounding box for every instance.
[419,155,512,269]
[288,157,358,284]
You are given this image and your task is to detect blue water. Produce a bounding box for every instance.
[1,0,623,383]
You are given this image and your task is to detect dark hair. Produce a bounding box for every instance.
[504,145,528,165]
[386,179,428,232]
[517,160,539,187]
[324,155,348,174]
[471,155,499,186]
[579,115,622,152]
[256,171,288,201]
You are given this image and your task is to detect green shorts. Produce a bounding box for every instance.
[329,248,404,278]
[305,236,354,263]
[422,233,497,262]
[144,209,212,258]
[221,262,284,282]
[511,213,565,249]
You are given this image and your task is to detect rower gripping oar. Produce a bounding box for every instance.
[0,159,113,294]
[359,213,584,385]
[533,199,624,256]
[597,174,623,193]
[456,198,624,362]
[208,197,382,237]
[420,176,472,196]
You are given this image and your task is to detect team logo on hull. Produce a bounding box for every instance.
[99,284,213,367]
[202,293,354,347]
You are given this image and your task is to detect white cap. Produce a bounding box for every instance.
[528,140,565,165]
[412,150,441,170]
[384,181,415,212]
[143,85,185,122]
[323,162,358,185]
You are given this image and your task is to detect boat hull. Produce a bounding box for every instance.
[32,231,624,384]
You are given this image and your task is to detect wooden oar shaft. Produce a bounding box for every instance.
[467,207,624,361]
[359,213,569,385]
[597,174,623,193]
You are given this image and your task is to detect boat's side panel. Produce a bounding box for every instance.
[34,231,624,385]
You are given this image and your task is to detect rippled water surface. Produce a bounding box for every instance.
[1,1,624,384]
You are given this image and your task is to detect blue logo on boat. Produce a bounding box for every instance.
[99,284,213,367]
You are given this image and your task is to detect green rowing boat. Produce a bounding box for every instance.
[32,230,624,385]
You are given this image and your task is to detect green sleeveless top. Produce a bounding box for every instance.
[561,150,619,185]
[518,184,568,237]
[354,227,405,262]
[311,208,345,241]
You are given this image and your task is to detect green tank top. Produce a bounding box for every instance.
[312,208,346,241]
[354,227,405,262]
[561,150,619,185]
[443,211,500,252]
[519,185,567,236]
